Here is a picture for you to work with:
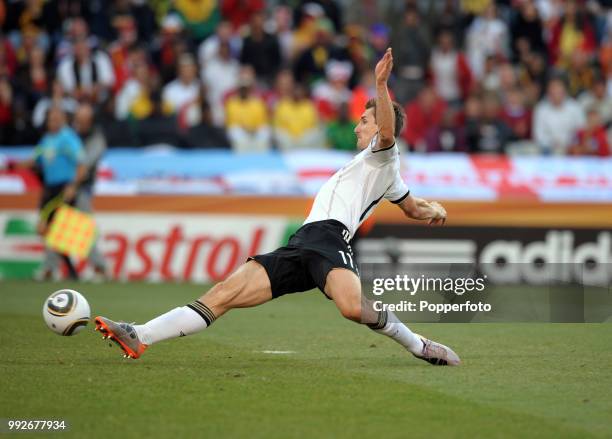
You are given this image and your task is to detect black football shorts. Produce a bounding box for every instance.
[248,219,360,298]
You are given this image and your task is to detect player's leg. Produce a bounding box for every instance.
[324,268,460,365]
[324,268,423,352]
[134,260,271,343]
[94,260,272,358]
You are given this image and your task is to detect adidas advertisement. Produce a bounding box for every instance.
[358,225,612,285]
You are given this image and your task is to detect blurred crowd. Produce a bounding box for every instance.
[1,0,612,156]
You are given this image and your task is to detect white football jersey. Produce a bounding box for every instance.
[303,135,409,239]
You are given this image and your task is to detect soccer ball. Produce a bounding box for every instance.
[43,289,91,336]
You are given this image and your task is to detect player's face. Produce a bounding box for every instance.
[354,108,378,150]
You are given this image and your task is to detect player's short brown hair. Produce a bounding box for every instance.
[365,98,405,138]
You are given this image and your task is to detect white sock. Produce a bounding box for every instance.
[372,311,424,355]
[134,301,215,345]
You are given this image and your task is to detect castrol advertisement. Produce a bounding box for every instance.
[0,211,296,282]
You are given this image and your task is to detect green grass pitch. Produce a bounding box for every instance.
[1,280,611,438]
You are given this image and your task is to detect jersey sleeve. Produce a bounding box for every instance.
[366,134,398,164]
[384,170,410,204]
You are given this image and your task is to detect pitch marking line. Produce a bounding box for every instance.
[259,350,296,354]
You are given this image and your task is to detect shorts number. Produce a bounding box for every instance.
[341,229,350,243]
[338,250,354,268]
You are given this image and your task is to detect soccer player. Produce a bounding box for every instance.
[95,48,461,366]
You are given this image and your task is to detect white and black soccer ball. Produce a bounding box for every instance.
[43,289,91,336]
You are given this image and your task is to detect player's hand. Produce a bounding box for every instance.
[427,201,447,226]
[375,48,393,85]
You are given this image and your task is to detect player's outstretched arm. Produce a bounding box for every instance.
[373,48,395,150]
[398,195,447,225]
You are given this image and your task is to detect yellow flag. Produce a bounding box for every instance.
[45,205,97,260]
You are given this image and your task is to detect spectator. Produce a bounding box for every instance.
[151,14,188,85]
[291,3,324,56]
[267,5,295,63]
[326,102,357,151]
[344,24,370,86]
[202,41,240,126]
[56,37,115,103]
[429,29,473,105]
[518,50,548,93]
[161,54,202,121]
[501,87,532,140]
[510,0,546,59]
[569,107,610,156]
[173,0,221,42]
[32,80,78,129]
[430,0,465,44]
[13,45,49,111]
[107,14,139,94]
[392,7,431,104]
[465,3,510,79]
[425,108,467,152]
[464,94,482,149]
[13,28,47,72]
[349,71,376,122]
[294,0,343,34]
[578,77,612,125]
[566,51,596,97]
[312,60,353,122]
[0,35,17,78]
[4,0,56,48]
[128,0,157,44]
[55,18,98,64]
[481,55,501,93]
[240,11,282,86]
[368,23,391,64]
[599,24,612,78]
[403,85,447,151]
[533,78,586,154]
[548,0,597,67]
[460,0,491,16]
[496,62,519,100]
[266,69,296,110]
[115,62,156,121]
[221,0,265,32]
[197,21,241,66]
[274,83,323,150]
[468,93,513,153]
[225,68,271,152]
[294,17,342,85]
[0,77,14,144]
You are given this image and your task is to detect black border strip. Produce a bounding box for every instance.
[372,142,395,153]
[391,190,410,204]
[187,304,212,325]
